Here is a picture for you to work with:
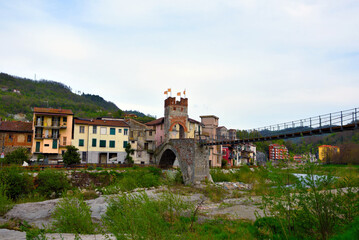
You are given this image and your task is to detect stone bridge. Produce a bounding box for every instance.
[154,139,212,185]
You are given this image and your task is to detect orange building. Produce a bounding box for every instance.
[32,108,74,163]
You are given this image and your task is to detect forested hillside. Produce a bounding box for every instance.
[0,72,154,122]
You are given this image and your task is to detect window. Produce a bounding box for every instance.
[110,128,116,135]
[63,136,67,146]
[100,127,107,135]
[63,117,67,123]
[93,126,97,134]
[44,144,49,147]
[118,129,122,133]
[149,131,152,136]
[124,129,128,135]
[8,134,13,142]
[123,141,128,148]
[27,135,32,143]
[110,140,115,148]
[92,138,97,147]
[100,140,106,147]
[79,139,84,147]
[79,126,85,133]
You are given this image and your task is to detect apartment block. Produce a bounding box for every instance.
[269,144,288,161]
[32,108,74,163]
[72,118,129,164]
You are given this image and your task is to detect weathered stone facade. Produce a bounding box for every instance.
[155,139,212,185]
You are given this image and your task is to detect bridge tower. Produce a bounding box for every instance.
[164,97,189,140]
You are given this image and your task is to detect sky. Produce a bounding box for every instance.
[0,0,358,130]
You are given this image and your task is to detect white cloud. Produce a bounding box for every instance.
[0,0,358,129]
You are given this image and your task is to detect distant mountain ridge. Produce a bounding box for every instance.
[0,72,149,121]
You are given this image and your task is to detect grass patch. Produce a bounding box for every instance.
[102,191,194,239]
[51,193,96,234]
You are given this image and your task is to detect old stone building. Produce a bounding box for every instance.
[0,120,33,155]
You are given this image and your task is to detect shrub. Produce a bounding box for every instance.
[0,167,34,200]
[36,170,70,198]
[258,162,359,240]
[52,194,95,234]
[3,147,30,164]
[0,183,13,215]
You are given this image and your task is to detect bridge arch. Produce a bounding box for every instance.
[159,148,178,168]
[155,139,212,185]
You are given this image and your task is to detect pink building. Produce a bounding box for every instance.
[146,117,165,147]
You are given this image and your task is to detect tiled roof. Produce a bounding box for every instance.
[319,145,339,148]
[74,118,129,127]
[0,121,32,132]
[146,117,164,126]
[33,107,73,115]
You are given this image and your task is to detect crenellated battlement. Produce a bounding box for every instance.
[164,97,188,108]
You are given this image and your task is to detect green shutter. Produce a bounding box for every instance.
[92,138,97,147]
[36,142,41,152]
[110,141,115,148]
[123,141,128,148]
[52,139,58,149]
[79,139,84,147]
[100,140,106,148]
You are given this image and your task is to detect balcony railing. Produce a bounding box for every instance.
[34,134,60,139]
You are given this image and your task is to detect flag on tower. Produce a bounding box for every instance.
[168,88,171,92]
[183,89,186,98]
[177,92,181,96]
[164,91,168,95]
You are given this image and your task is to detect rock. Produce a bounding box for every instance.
[4,199,60,228]
[0,229,26,240]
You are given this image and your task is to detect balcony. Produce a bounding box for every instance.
[34,134,60,140]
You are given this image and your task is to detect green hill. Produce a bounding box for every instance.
[0,72,133,121]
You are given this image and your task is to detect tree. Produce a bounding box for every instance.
[62,145,81,166]
[3,147,30,164]
[125,143,135,164]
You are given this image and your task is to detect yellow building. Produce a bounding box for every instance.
[32,107,74,163]
[72,118,129,164]
[318,145,340,162]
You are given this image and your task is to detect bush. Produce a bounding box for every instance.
[0,183,13,215]
[52,194,95,234]
[258,162,359,240]
[36,170,70,198]
[3,147,30,164]
[0,167,34,200]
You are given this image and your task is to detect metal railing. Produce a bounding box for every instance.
[248,107,358,138]
[200,107,358,146]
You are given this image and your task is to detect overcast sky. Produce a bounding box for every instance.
[1,0,358,129]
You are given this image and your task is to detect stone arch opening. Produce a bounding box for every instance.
[159,149,177,168]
